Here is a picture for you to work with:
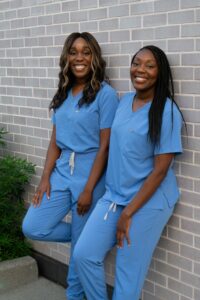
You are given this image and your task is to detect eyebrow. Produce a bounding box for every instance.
[133,57,156,63]
[70,46,91,50]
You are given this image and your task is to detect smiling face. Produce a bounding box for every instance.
[68,37,92,84]
[130,49,159,97]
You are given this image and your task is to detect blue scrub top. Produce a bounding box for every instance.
[104,92,183,209]
[52,82,118,153]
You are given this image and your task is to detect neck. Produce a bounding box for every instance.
[135,90,154,103]
[72,82,86,94]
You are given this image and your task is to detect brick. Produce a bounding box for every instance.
[168,278,193,298]
[181,218,200,235]
[109,55,129,67]
[80,21,98,32]
[62,1,79,11]
[99,0,118,6]
[110,30,130,42]
[132,28,154,41]
[157,237,179,253]
[53,13,69,24]
[17,8,30,18]
[177,176,193,191]
[70,11,88,22]
[181,270,200,289]
[24,17,38,28]
[31,6,45,16]
[156,0,179,12]
[174,202,193,218]
[61,23,79,34]
[38,15,53,26]
[194,261,200,276]
[181,245,200,262]
[147,269,167,286]
[155,285,179,300]
[101,44,120,55]
[182,24,200,37]
[120,16,141,29]
[155,25,179,39]
[80,0,97,9]
[143,14,167,27]
[89,8,107,20]
[99,19,119,31]
[168,10,195,24]
[143,292,160,300]
[131,2,154,15]
[109,5,129,17]
[46,24,62,36]
[5,10,17,20]
[168,253,192,272]
[45,3,61,15]
[181,0,200,9]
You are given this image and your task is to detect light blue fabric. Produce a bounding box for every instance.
[52,82,118,153]
[22,82,118,300]
[74,198,174,300]
[104,92,183,209]
[74,92,183,300]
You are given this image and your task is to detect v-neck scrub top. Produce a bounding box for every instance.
[52,82,118,153]
[104,92,183,209]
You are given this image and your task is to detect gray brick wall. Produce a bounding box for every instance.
[0,1,200,299]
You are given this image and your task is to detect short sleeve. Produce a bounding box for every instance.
[154,106,183,155]
[51,111,56,125]
[98,87,119,129]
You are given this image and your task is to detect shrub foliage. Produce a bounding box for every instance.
[0,128,35,261]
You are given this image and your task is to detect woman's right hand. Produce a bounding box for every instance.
[32,177,51,207]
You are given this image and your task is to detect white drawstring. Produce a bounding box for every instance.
[104,202,117,221]
[69,152,75,175]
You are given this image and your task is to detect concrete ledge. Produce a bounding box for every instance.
[0,256,38,294]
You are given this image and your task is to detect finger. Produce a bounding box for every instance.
[77,204,82,215]
[32,193,39,207]
[125,231,131,246]
[46,185,50,200]
[116,231,124,249]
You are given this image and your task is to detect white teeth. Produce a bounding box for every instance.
[135,77,146,82]
[74,65,85,70]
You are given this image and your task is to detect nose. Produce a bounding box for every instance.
[136,63,145,73]
[75,52,84,60]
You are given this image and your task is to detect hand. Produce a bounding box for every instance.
[32,177,51,207]
[116,209,132,248]
[77,190,92,216]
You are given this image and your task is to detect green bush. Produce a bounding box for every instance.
[0,129,35,261]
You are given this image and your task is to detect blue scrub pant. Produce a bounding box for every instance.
[73,198,174,300]
[22,150,105,300]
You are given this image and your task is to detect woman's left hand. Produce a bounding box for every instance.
[77,190,92,216]
[116,209,132,248]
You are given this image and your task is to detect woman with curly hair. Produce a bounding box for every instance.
[22,32,118,300]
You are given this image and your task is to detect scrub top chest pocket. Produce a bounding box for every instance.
[124,114,154,159]
[73,103,99,136]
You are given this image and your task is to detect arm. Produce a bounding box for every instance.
[32,125,61,207]
[77,128,110,215]
[116,153,174,248]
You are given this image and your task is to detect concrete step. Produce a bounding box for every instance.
[0,277,66,300]
[0,256,38,295]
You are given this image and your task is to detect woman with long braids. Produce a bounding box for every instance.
[22,32,118,300]
[74,45,184,300]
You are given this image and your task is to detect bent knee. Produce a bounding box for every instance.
[22,217,44,240]
[22,217,35,239]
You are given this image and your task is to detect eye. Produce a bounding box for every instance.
[146,65,155,69]
[69,50,76,56]
[132,62,139,67]
[83,50,91,56]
